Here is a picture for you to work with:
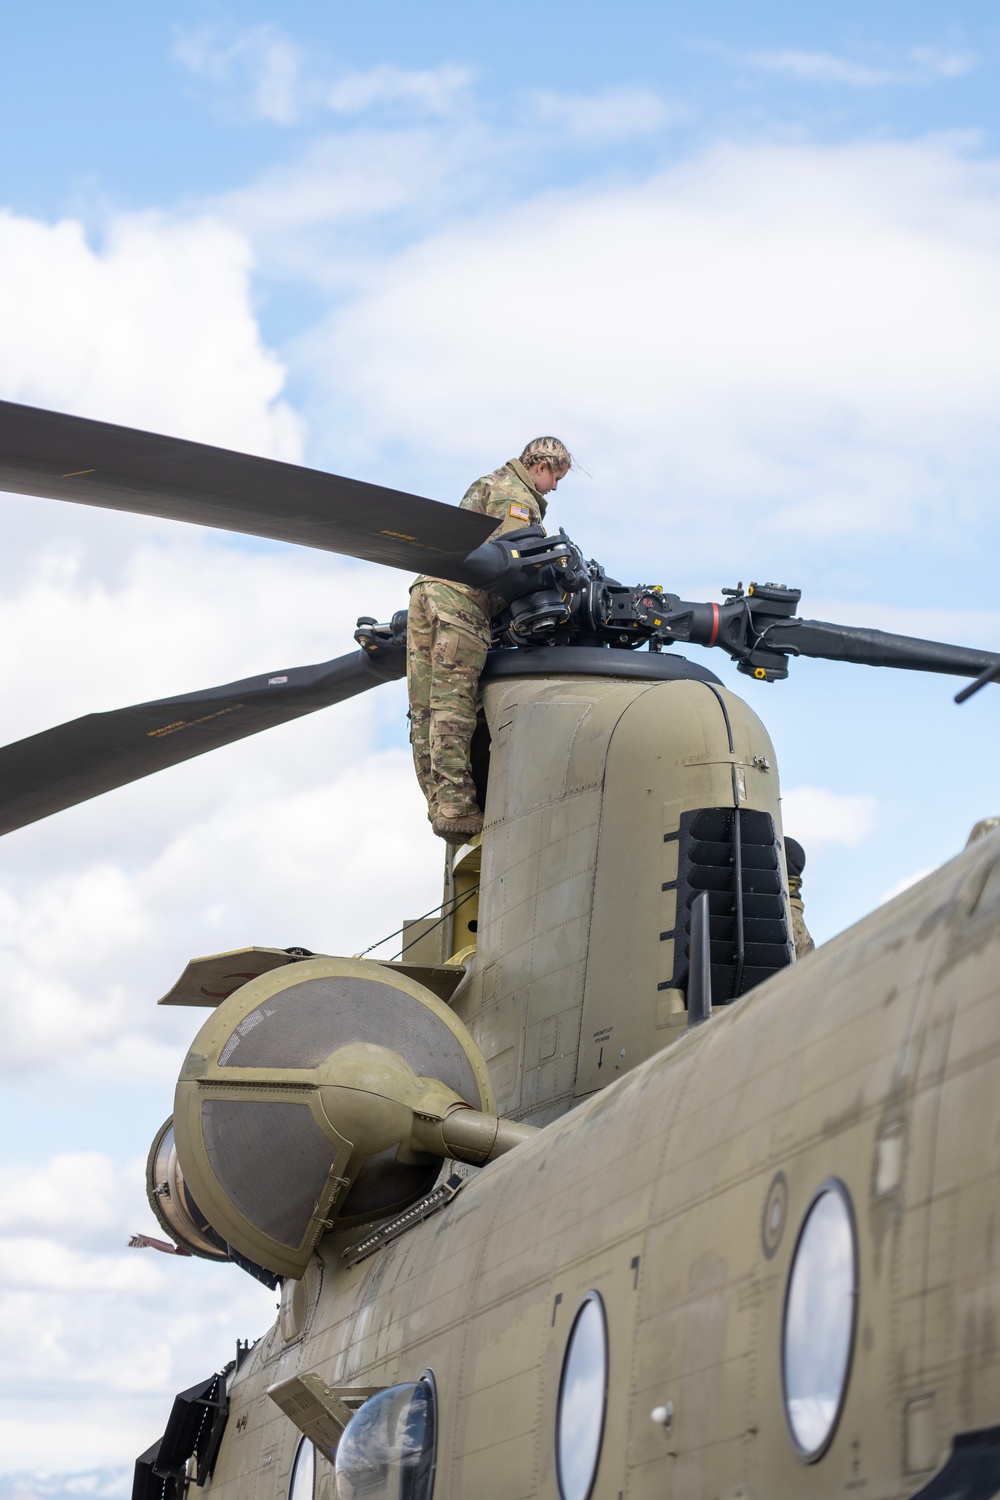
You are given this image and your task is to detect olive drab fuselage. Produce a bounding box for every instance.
[144,667,1000,1500]
[202,824,1000,1500]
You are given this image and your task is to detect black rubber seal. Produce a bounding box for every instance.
[482,646,721,685]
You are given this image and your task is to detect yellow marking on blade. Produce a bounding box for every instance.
[61,468,97,477]
[373,530,444,552]
[147,705,242,738]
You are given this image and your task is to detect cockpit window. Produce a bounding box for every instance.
[334,1378,436,1500]
[556,1292,608,1500]
[782,1180,857,1460]
[289,1436,315,1500]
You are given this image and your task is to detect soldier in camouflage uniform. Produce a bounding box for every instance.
[784,837,815,959]
[408,437,572,844]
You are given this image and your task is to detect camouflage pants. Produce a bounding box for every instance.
[407,581,491,819]
[790,898,815,959]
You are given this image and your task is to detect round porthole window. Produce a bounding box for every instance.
[556,1292,608,1500]
[334,1376,436,1500]
[289,1437,315,1500]
[782,1180,858,1460]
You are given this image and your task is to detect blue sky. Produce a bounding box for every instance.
[2,0,996,208]
[2,0,1000,1482]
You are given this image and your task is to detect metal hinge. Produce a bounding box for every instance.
[342,1174,466,1267]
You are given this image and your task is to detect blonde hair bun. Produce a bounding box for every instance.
[519,436,572,472]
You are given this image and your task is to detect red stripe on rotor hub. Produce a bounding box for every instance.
[708,603,720,647]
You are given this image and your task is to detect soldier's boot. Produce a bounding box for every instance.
[429,705,481,835]
[432,810,484,845]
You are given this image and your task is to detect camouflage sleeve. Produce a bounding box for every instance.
[460,479,493,515]
[460,473,541,536]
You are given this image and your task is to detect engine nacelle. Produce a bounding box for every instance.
[160,956,521,1279]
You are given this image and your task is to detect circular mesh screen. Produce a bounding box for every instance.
[201,1098,338,1249]
[217,974,482,1108]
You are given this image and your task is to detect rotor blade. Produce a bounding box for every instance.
[955,659,1000,703]
[0,645,406,837]
[765,618,1000,680]
[0,400,497,582]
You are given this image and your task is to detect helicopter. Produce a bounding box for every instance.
[1,396,1000,1500]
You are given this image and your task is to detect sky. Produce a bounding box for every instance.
[2,0,1000,1483]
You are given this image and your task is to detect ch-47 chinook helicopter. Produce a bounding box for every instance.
[3,398,1000,1500]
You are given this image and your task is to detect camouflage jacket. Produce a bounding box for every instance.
[414,459,549,621]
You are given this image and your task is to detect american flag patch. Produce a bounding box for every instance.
[509,503,530,520]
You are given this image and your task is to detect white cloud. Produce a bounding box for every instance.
[745,49,893,88]
[212,81,674,275]
[0,542,439,1078]
[220,124,494,247]
[0,1155,132,1238]
[174,26,475,127]
[742,45,978,88]
[0,208,304,459]
[0,532,393,738]
[0,1469,130,1500]
[908,47,978,80]
[781,786,878,848]
[326,63,476,117]
[531,87,680,142]
[298,135,1000,569]
[172,23,304,124]
[0,1152,275,1469]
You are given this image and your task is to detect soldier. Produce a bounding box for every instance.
[784,837,815,959]
[407,437,572,843]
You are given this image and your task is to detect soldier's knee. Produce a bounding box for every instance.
[428,673,480,717]
[431,714,477,740]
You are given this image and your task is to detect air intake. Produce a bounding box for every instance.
[172,957,497,1278]
[663,807,794,1002]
